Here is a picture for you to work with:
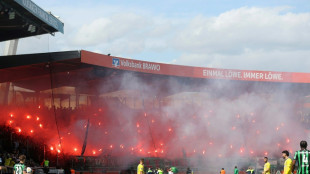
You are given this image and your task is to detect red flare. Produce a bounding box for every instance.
[240,148,244,153]
[17,128,22,133]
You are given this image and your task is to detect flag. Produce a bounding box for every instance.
[81,119,90,156]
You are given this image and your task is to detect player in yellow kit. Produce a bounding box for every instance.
[262,157,270,174]
[282,150,292,174]
[137,159,144,174]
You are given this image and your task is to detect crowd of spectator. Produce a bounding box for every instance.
[0,126,41,174]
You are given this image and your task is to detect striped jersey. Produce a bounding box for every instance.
[294,150,310,174]
[14,163,26,174]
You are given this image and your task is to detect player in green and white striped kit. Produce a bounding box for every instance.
[13,155,27,174]
[292,141,310,174]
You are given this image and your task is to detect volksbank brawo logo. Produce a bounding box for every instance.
[112,58,120,68]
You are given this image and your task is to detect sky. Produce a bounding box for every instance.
[1,0,310,72]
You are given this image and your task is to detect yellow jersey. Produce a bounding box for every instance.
[283,158,292,174]
[264,162,271,174]
[137,164,144,174]
[5,158,12,166]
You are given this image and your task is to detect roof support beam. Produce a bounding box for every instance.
[3,39,19,56]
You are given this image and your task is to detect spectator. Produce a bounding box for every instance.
[5,154,12,166]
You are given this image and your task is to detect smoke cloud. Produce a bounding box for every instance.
[1,69,309,172]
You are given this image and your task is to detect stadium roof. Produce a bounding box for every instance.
[1,50,310,97]
[0,0,64,42]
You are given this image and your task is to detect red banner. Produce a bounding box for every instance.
[81,50,310,83]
